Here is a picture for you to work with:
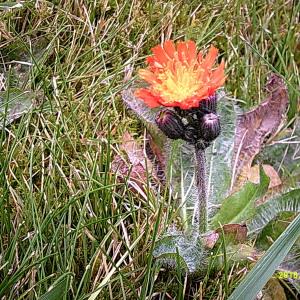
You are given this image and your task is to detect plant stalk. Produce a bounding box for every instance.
[194,145,207,234]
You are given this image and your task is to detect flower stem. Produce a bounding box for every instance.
[194,145,207,234]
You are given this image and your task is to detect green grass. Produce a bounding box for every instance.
[0,0,299,299]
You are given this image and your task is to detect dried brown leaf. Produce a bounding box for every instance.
[216,223,248,243]
[145,133,166,184]
[262,278,287,300]
[232,74,288,189]
[248,164,282,188]
[111,131,153,196]
[203,224,247,248]
[202,231,220,249]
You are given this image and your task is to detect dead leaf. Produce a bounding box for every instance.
[262,278,287,300]
[202,224,247,248]
[216,223,248,243]
[111,131,154,196]
[232,73,288,189]
[248,164,282,188]
[202,231,220,249]
[145,133,166,184]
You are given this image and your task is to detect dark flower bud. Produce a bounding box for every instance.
[155,109,185,140]
[199,94,217,113]
[199,113,221,142]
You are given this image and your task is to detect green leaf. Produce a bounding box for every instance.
[167,92,240,227]
[0,2,24,10]
[167,140,197,226]
[121,87,166,149]
[121,88,161,125]
[0,89,34,128]
[39,273,73,300]
[248,189,300,234]
[211,166,270,228]
[153,228,206,274]
[228,213,300,300]
[206,92,241,209]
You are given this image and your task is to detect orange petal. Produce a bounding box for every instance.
[138,69,159,84]
[151,44,169,66]
[196,86,210,99]
[202,46,218,69]
[189,96,202,107]
[146,56,162,72]
[211,60,225,84]
[177,99,194,109]
[146,56,155,66]
[186,40,197,64]
[134,88,161,108]
[210,75,226,92]
[176,96,196,109]
[177,41,188,63]
[163,40,176,59]
[197,51,203,63]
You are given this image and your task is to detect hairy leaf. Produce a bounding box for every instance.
[0,89,34,128]
[206,91,241,209]
[121,87,161,125]
[121,87,168,180]
[167,92,240,226]
[248,189,300,234]
[153,228,206,274]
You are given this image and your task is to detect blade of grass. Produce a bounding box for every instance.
[228,213,300,300]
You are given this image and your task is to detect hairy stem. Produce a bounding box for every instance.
[194,145,207,234]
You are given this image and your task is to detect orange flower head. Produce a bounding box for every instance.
[134,40,226,110]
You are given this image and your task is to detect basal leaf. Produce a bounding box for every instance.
[39,273,72,300]
[153,228,206,274]
[0,89,34,128]
[206,91,241,211]
[121,88,161,125]
[248,189,300,234]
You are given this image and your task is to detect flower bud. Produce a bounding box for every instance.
[199,113,221,142]
[155,109,185,140]
[200,94,217,113]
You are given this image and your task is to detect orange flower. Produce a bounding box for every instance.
[135,40,225,110]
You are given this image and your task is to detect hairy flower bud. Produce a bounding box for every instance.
[199,113,221,142]
[199,94,217,113]
[155,109,185,140]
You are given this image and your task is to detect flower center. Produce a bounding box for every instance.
[154,64,201,103]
